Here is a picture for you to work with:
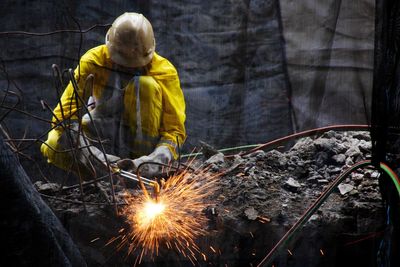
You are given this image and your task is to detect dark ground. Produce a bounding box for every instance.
[36,130,385,267]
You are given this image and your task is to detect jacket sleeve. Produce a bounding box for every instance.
[157,66,187,159]
[40,55,93,164]
[52,58,92,127]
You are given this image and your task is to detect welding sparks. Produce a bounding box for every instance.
[320,249,325,256]
[210,246,217,253]
[110,167,219,264]
[140,201,166,222]
[90,237,100,243]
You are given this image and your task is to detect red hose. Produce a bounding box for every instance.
[238,124,370,157]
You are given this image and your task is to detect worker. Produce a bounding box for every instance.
[40,12,186,179]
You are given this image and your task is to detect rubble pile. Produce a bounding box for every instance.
[211,130,382,229]
[35,130,385,266]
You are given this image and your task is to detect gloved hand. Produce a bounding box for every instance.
[54,122,121,179]
[117,146,172,177]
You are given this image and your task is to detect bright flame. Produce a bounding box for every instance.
[140,201,165,223]
[110,166,219,265]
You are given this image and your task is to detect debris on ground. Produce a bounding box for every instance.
[36,131,384,266]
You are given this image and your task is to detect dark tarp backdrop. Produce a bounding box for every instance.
[281,0,373,130]
[0,0,377,266]
[0,0,373,160]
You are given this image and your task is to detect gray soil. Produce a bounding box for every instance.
[36,130,385,267]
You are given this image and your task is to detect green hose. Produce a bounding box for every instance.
[180,144,262,158]
[380,162,400,196]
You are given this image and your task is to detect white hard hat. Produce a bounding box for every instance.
[106,12,155,68]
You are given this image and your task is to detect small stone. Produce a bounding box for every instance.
[345,157,354,166]
[307,175,322,183]
[370,171,380,179]
[35,182,60,194]
[246,150,266,159]
[358,140,371,153]
[244,207,259,220]
[353,132,371,141]
[318,179,329,184]
[309,214,320,222]
[314,138,334,151]
[327,167,341,174]
[199,141,219,159]
[284,178,301,192]
[338,183,354,195]
[321,130,337,139]
[332,154,346,164]
[315,151,329,167]
[278,157,288,167]
[290,137,313,151]
[351,173,364,181]
[205,152,225,165]
[349,189,359,196]
[345,146,362,159]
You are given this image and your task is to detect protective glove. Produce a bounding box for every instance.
[135,146,173,177]
[54,122,120,179]
[117,146,172,177]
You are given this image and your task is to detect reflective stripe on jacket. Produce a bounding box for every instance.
[41,45,186,163]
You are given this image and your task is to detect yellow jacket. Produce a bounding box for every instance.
[41,45,186,167]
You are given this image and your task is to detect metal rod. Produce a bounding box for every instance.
[119,169,155,185]
[118,173,154,187]
[68,69,118,214]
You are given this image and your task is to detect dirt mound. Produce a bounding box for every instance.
[36,130,384,266]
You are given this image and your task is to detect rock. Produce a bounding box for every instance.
[345,157,354,166]
[358,140,371,153]
[284,177,301,192]
[352,132,371,141]
[314,138,331,150]
[327,167,341,174]
[332,154,346,164]
[244,165,256,175]
[314,151,329,167]
[338,183,354,195]
[244,207,259,220]
[278,157,288,167]
[361,178,379,187]
[349,189,359,196]
[205,152,225,165]
[309,214,320,222]
[290,137,314,151]
[314,138,344,154]
[307,175,323,183]
[232,154,244,165]
[345,146,362,160]
[265,150,286,168]
[249,188,267,200]
[351,172,364,182]
[223,155,244,174]
[318,179,329,184]
[199,141,219,159]
[34,181,60,195]
[321,130,338,139]
[364,170,379,179]
[293,165,308,179]
[210,164,221,172]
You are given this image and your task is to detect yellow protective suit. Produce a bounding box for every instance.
[41,45,186,172]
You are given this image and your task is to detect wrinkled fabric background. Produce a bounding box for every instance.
[0,0,373,164]
[0,1,376,265]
